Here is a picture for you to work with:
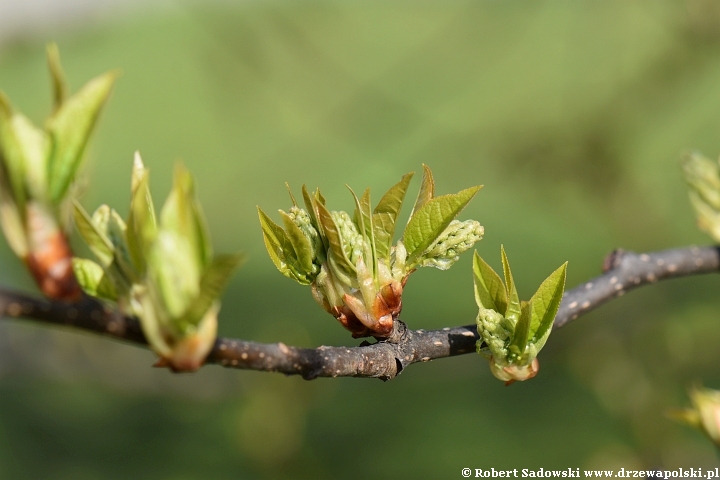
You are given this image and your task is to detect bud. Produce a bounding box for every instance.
[474,248,566,383]
[682,152,720,242]
[0,44,115,300]
[670,386,720,446]
[260,166,482,338]
[74,153,243,371]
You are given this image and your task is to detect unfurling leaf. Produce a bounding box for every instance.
[316,201,355,275]
[46,42,68,112]
[403,185,482,264]
[280,210,315,273]
[373,173,413,261]
[473,251,508,314]
[73,201,114,266]
[258,206,301,281]
[500,245,520,323]
[72,257,117,301]
[46,70,117,204]
[529,262,567,348]
[410,164,434,217]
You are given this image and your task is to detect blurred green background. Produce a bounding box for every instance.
[2,0,720,477]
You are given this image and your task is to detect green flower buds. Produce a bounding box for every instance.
[419,219,484,270]
[670,385,720,447]
[474,247,567,384]
[0,43,116,300]
[259,165,483,338]
[682,152,720,242]
[73,152,244,371]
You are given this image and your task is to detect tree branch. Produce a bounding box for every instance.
[1,245,718,380]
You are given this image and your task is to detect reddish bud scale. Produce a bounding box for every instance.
[335,280,404,339]
[25,203,81,301]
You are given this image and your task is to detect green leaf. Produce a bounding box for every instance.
[315,201,355,274]
[508,300,532,360]
[500,245,521,323]
[72,257,118,301]
[280,210,314,273]
[46,43,68,113]
[10,114,49,201]
[301,184,326,249]
[351,187,373,241]
[285,182,298,207]
[403,185,482,262]
[258,206,304,282]
[155,163,214,269]
[0,178,28,257]
[529,261,567,347]
[107,209,136,283]
[0,94,28,214]
[410,164,435,217]
[91,205,111,236]
[126,156,157,274]
[349,186,376,274]
[315,188,326,206]
[179,253,245,327]
[472,251,508,314]
[147,231,201,320]
[46,70,117,204]
[373,172,413,262]
[73,200,114,266]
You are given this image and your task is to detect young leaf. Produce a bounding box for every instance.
[301,184,326,249]
[46,70,117,204]
[73,200,114,266]
[107,209,136,284]
[410,164,435,218]
[46,43,68,112]
[508,300,532,359]
[0,181,28,257]
[11,114,49,201]
[280,210,314,273]
[159,163,212,269]
[349,186,376,274]
[529,262,567,345]
[179,253,245,327]
[147,231,200,320]
[373,172,413,261]
[0,95,28,214]
[500,245,521,323]
[285,182,298,207]
[403,185,482,263]
[127,169,157,273]
[472,251,508,314]
[258,206,302,281]
[72,257,118,301]
[351,187,373,242]
[315,201,355,274]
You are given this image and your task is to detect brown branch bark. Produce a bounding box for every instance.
[1,245,718,380]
